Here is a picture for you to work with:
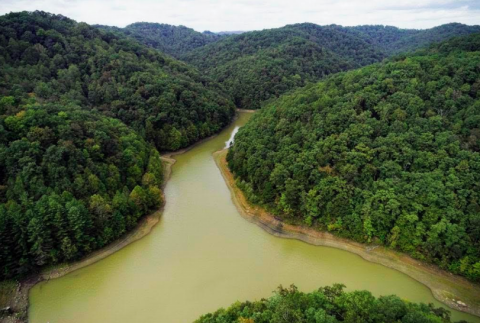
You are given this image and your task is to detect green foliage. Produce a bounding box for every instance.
[0,11,235,151]
[0,103,164,279]
[96,22,224,58]
[227,34,480,281]
[352,23,480,55]
[182,23,480,109]
[182,24,383,109]
[195,284,454,323]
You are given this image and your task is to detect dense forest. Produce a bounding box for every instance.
[181,24,385,109]
[353,23,480,55]
[0,11,235,151]
[196,284,458,323]
[0,101,163,279]
[181,23,480,109]
[96,22,224,59]
[227,33,480,281]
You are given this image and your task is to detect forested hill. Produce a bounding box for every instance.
[181,24,383,109]
[0,11,235,151]
[351,23,480,55]
[0,102,164,279]
[227,33,480,281]
[96,22,225,59]
[181,23,480,109]
[196,284,455,323]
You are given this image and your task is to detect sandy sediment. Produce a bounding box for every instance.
[213,148,480,318]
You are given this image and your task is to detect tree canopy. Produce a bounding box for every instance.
[227,33,480,281]
[93,21,480,111]
[196,284,457,323]
[0,11,235,151]
[0,101,163,279]
[96,22,225,59]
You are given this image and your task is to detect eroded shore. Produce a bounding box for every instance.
[213,148,480,318]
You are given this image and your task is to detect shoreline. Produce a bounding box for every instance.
[213,148,480,319]
[0,110,245,323]
[1,157,176,323]
[0,110,247,323]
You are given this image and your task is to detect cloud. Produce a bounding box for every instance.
[0,0,478,31]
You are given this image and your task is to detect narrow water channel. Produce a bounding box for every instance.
[30,112,479,323]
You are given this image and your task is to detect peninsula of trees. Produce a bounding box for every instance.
[227,33,480,282]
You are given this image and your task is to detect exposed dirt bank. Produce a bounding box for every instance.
[213,148,480,318]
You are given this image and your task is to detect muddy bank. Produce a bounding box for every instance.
[0,157,175,323]
[213,148,480,318]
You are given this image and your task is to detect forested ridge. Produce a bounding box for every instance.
[181,23,480,109]
[0,102,163,279]
[196,284,458,323]
[91,21,480,111]
[0,11,235,152]
[181,24,385,109]
[355,23,480,55]
[96,22,224,59]
[227,33,480,281]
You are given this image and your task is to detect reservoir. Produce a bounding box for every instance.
[30,112,480,323]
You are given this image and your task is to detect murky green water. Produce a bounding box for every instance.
[30,112,479,323]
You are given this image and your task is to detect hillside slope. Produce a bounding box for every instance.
[96,22,225,58]
[227,34,480,281]
[351,23,480,55]
[0,11,235,151]
[182,23,480,109]
[0,102,164,279]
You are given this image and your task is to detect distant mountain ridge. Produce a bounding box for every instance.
[96,22,226,58]
[215,30,245,35]
[179,22,480,108]
[347,22,480,54]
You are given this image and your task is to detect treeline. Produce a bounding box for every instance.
[196,284,458,323]
[0,102,163,279]
[181,23,480,109]
[96,23,224,59]
[0,11,235,151]
[227,34,480,281]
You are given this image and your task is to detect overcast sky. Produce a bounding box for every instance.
[1,0,479,32]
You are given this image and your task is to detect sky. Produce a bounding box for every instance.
[0,0,479,32]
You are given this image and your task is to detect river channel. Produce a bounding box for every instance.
[30,112,479,323]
